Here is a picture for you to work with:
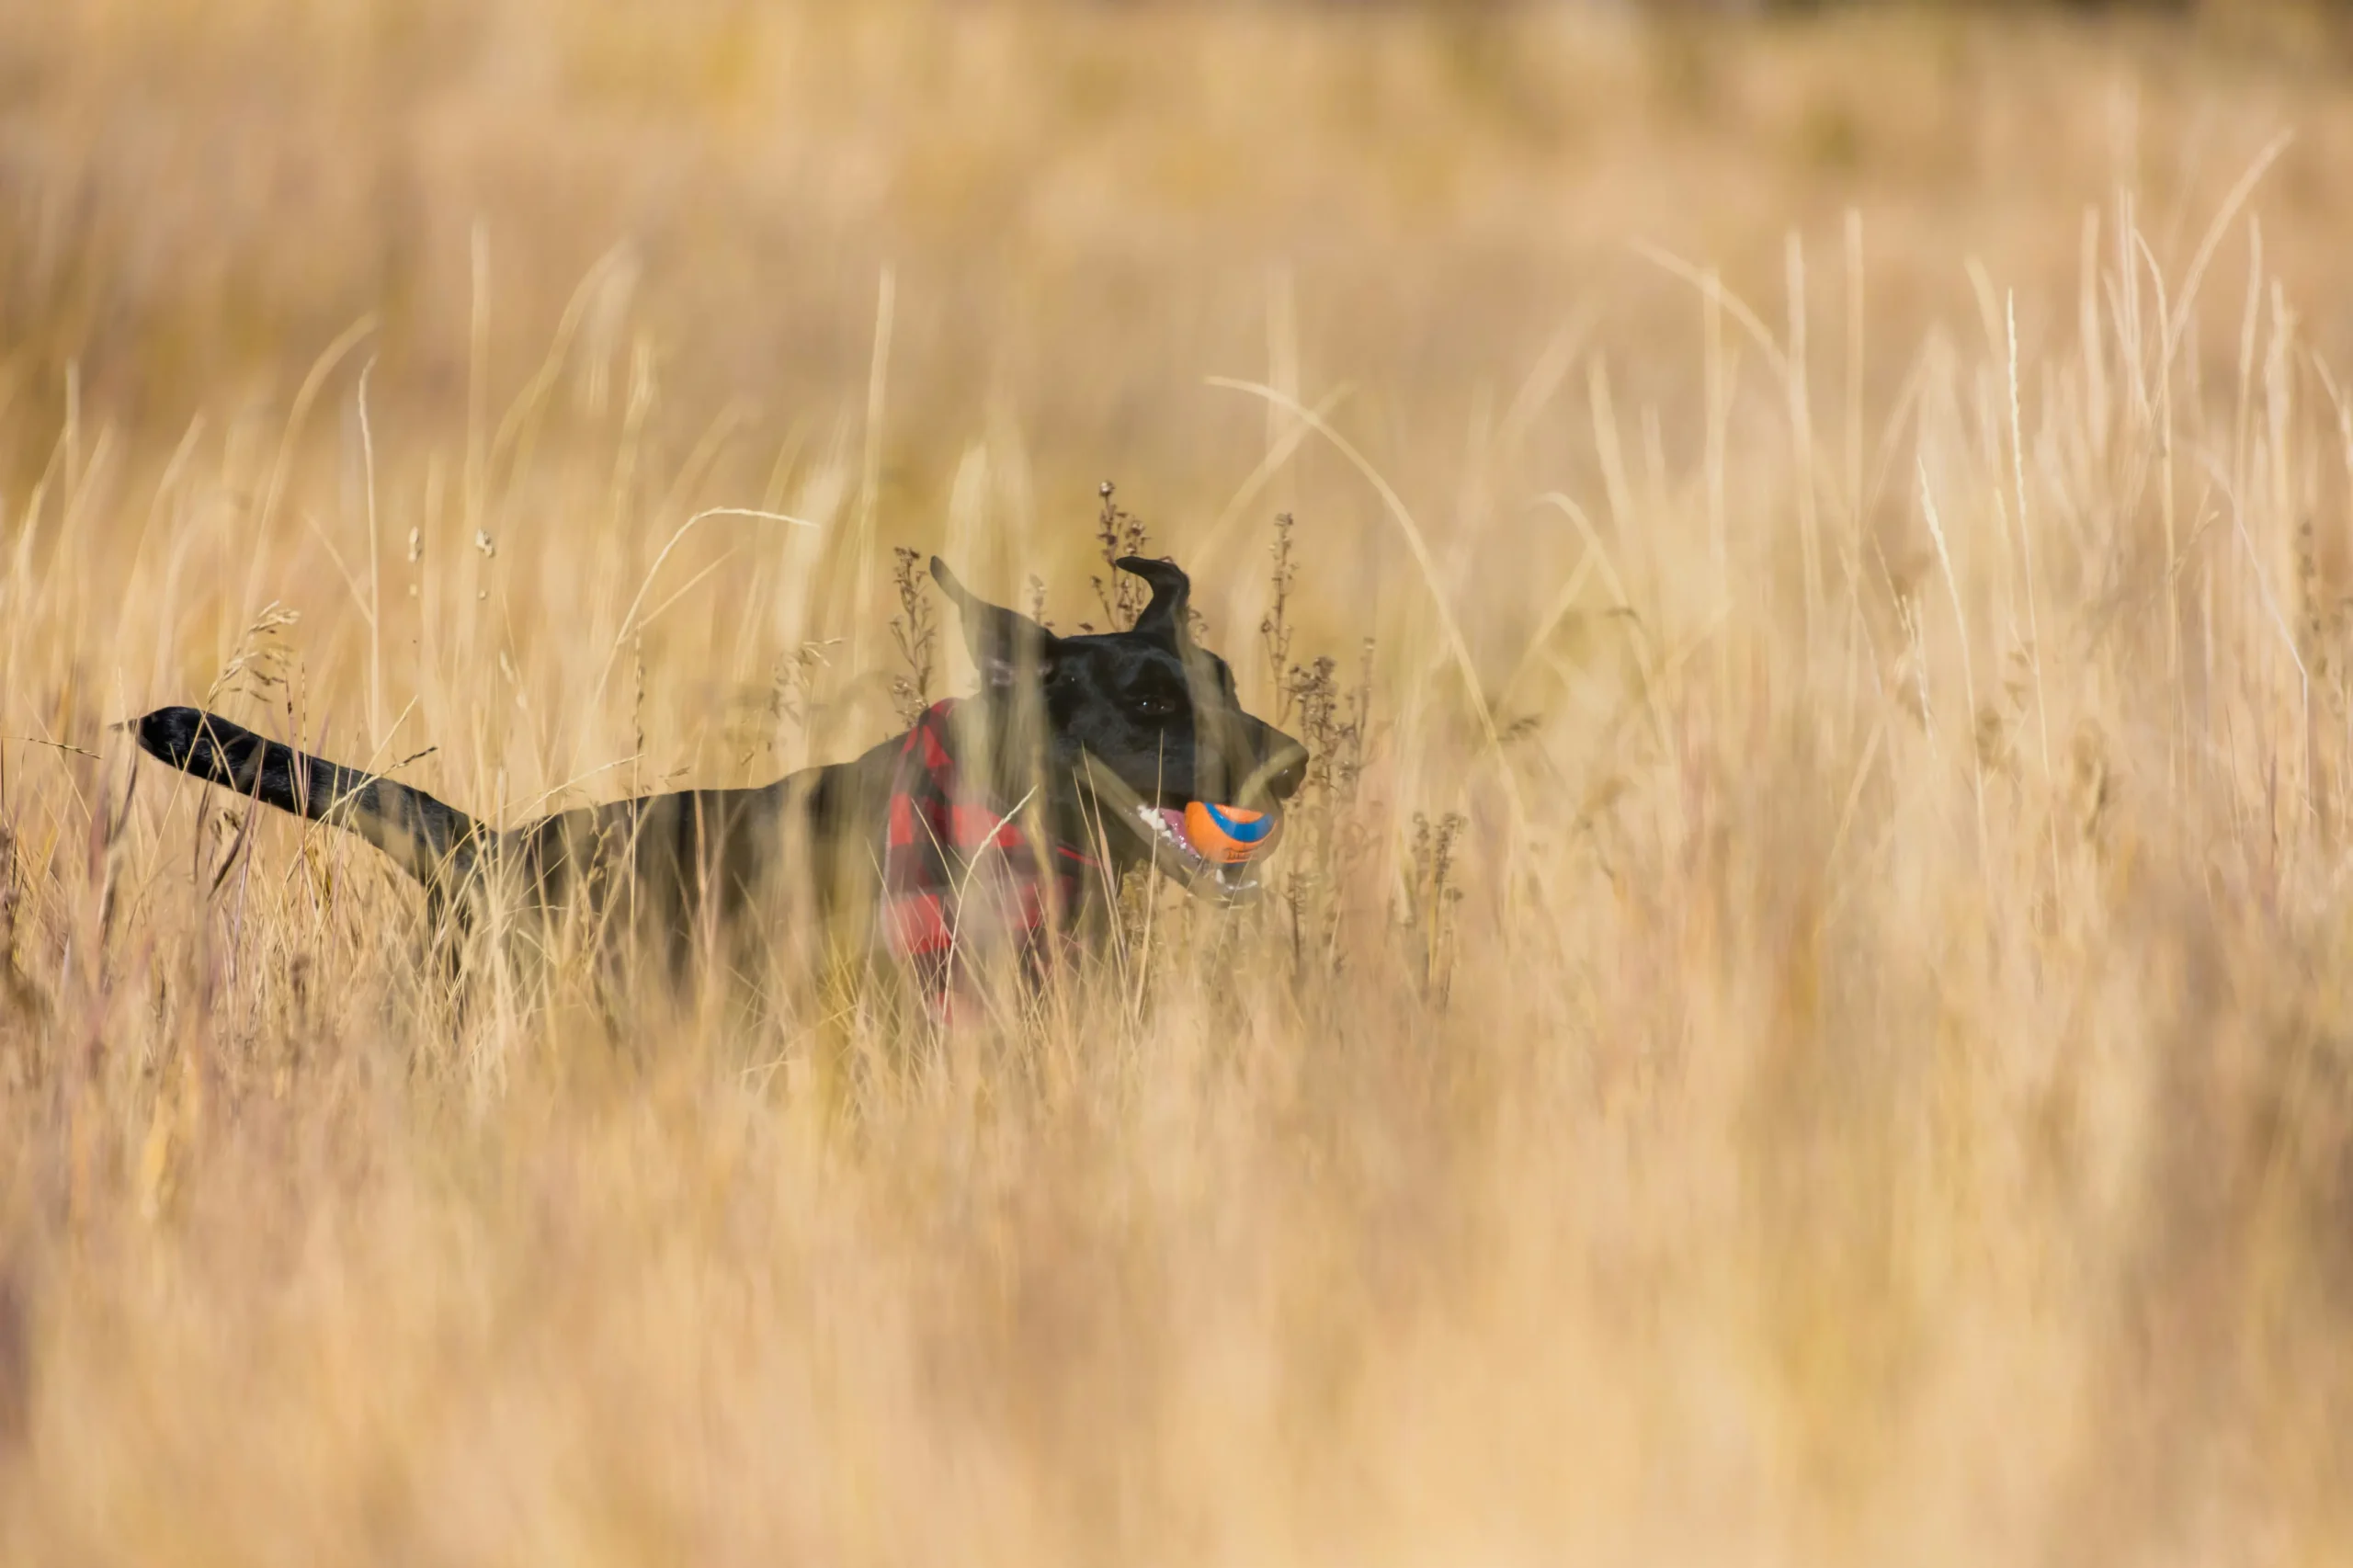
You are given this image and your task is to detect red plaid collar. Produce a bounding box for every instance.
[881,699,1099,1006]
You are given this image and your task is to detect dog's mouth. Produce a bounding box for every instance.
[1076,753,1282,905]
[1131,803,1280,903]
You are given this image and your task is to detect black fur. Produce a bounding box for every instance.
[133,556,1307,976]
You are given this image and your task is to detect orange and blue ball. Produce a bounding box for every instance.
[1183,801,1279,865]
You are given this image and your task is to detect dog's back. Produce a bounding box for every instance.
[135,704,904,972]
[501,733,904,963]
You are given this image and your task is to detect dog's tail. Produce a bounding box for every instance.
[133,706,489,889]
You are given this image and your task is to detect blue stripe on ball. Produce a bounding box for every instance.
[1204,801,1275,844]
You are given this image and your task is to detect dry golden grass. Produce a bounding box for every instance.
[4,2,2353,1562]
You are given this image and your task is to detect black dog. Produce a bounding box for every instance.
[132,556,1307,986]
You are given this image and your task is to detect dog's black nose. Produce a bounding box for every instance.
[1263,743,1308,802]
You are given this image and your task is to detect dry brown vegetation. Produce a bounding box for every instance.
[5,2,2353,1562]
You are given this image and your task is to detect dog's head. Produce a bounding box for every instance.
[931,554,1309,898]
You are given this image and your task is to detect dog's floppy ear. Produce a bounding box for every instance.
[932,557,1062,688]
[1117,556,1191,644]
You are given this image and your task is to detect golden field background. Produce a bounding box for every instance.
[5,1,2353,1562]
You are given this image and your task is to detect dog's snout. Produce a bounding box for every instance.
[1262,741,1309,802]
[1214,724,1309,809]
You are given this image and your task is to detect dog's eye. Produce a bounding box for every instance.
[1132,693,1176,721]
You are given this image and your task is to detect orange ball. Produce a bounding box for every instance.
[1184,801,1279,864]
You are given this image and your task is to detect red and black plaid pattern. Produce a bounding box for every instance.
[881,699,1097,1006]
